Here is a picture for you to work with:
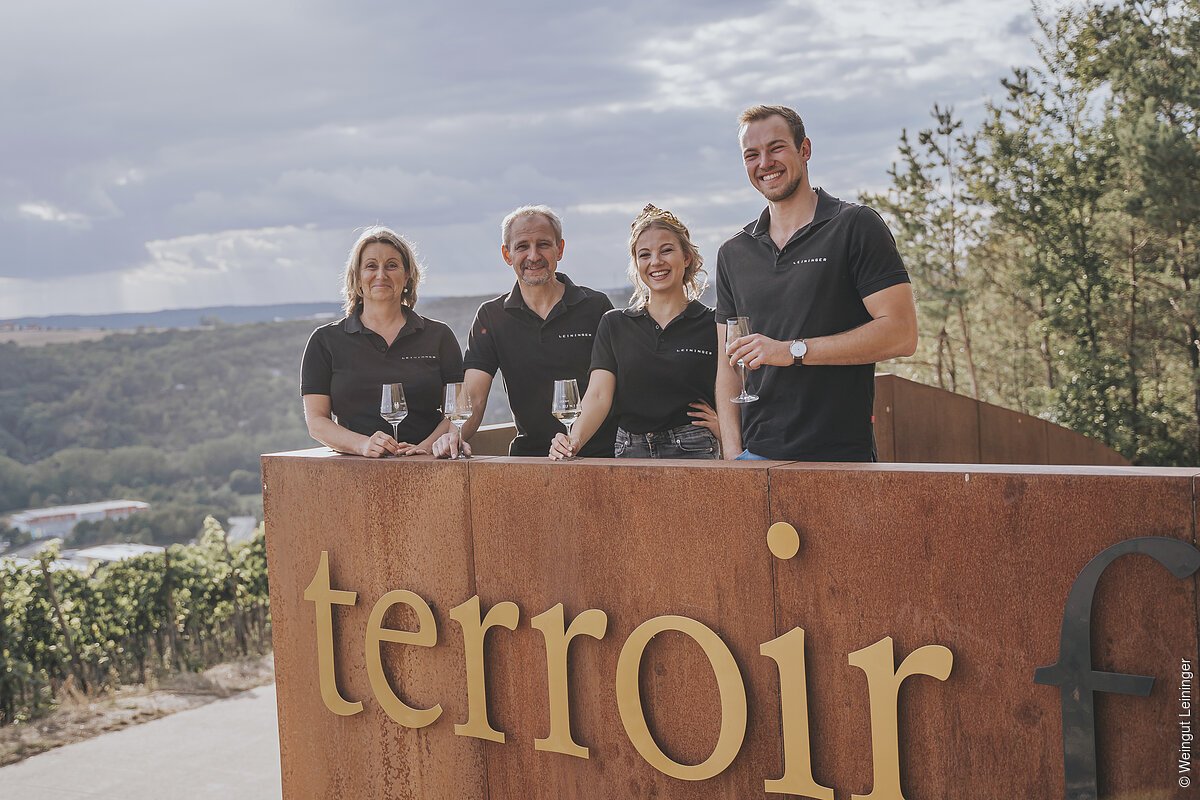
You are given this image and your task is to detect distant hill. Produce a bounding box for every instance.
[0,302,345,330]
[0,287,654,331]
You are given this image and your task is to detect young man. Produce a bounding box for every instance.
[432,205,617,458]
[716,105,918,461]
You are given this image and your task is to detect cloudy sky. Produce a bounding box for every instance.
[0,0,1039,319]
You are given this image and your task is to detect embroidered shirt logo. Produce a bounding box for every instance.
[676,348,714,356]
[792,257,829,265]
[395,355,438,361]
[559,332,593,339]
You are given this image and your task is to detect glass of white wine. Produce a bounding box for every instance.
[726,316,760,404]
[551,378,582,460]
[380,383,408,448]
[443,382,473,460]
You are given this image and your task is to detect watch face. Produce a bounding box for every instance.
[790,340,807,359]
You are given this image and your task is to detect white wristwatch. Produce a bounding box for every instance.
[789,339,808,365]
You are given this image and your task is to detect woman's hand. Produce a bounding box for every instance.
[359,431,403,458]
[549,432,576,460]
[688,400,721,437]
[396,442,429,456]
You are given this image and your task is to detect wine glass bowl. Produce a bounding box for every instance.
[380,383,408,446]
[726,317,760,404]
[551,379,582,460]
[443,382,473,460]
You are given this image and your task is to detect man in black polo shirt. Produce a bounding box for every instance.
[432,204,617,458]
[717,104,918,461]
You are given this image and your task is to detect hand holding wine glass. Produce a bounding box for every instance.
[443,382,473,460]
[726,317,760,404]
[550,378,582,460]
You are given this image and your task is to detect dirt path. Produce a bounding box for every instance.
[0,653,274,767]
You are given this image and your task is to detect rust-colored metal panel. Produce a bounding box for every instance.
[465,458,782,799]
[263,451,487,800]
[1045,422,1131,466]
[767,462,1200,798]
[978,401,1049,464]
[890,377,981,463]
[873,373,896,462]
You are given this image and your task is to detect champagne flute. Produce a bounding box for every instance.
[380,383,408,446]
[443,382,473,460]
[726,317,760,404]
[551,378,582,460]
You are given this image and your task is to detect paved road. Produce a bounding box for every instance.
[0,684,281,799]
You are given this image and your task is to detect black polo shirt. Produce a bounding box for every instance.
[300,306,464,444]
[464,273,616,457]
[715,189,909,461]
[590,301,717,434]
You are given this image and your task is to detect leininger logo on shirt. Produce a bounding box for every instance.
[792,256,829,265]
[395,354,438,361]
[559,332,593,340]
[676,348,714,356]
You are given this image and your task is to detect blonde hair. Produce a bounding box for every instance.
[341,226,423,314]
[627,205,706,308]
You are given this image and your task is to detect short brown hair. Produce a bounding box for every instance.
[738,105,806,148]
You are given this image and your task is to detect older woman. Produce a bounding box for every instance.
[550,205,720,459]
[301,226,463,457]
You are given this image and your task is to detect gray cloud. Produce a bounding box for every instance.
[0,0,1035,317]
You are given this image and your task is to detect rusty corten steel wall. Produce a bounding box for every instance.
[264,452,486,800]
[264,452,1194,799]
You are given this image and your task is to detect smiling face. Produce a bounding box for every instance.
[739,114,810,203]
[502,214,565,287]
[358,241,408,305]
[634,225,691,298]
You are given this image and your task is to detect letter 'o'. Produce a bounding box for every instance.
[615,615,748,780]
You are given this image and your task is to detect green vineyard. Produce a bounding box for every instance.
[0,518,270,726]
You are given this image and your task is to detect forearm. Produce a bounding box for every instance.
[459,369,493,441]
[306,415,368,455]
[802,316,916,366]
[569,393,612,450]
[714,364,743,458]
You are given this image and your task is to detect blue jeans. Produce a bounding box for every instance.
[735,449,769,461]
[615,424,721,460]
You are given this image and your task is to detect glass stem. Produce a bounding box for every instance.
[390,422,399,440]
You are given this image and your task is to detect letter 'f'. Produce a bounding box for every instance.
[1035,536,1200,800]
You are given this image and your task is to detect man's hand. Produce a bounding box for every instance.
[727,334,792,370]
[432,429,472,459]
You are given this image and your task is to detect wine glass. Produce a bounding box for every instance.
[551,379,582,460]
[380,383,408,444]
[443,382,473,460]
[726,317,760,404]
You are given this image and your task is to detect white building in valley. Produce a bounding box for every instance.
[8,500,150,539]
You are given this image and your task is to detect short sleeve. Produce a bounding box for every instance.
[438,323,465,384]
[589,311,619,374]
[463,304,500,375]
[714,245,737,323]
[299,327,333,396]
[848,206,910,299]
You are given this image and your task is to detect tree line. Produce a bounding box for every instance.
[866,0,1200,465]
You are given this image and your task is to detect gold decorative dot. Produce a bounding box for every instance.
[767,522,800,560]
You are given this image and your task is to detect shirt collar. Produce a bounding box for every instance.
[747,187,839,239]
[622,299,709,319]
[344,304,426,335]
[503,272,586,311]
